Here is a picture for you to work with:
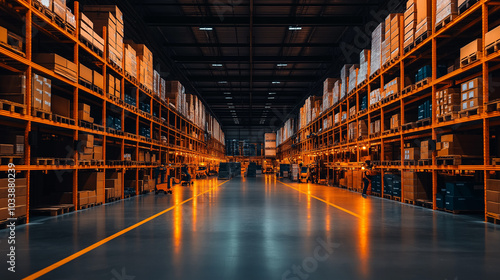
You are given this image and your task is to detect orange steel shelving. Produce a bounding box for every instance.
[0,0,225,222]
[277,0,500,221]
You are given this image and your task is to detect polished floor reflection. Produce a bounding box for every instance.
[1,175,500,280]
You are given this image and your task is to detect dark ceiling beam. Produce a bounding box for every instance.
[165,42,338,48]
[140,2,377,7]
[196,86,310,90]
[200,90,306,94]
[187,75,318,82]
[145,16,364,27]
[173,55,332,63]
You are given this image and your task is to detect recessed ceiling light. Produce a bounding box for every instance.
[199,27,213,31]
[277,63,288,67]
[268,97,275,99]
[289,26,302,31]
[227,103,233,105]
[212,64,223,67]
[272,81,280,84]
[228,106,235,109]
[265,106,271,109]
[218,81,228,84]
[230,110,236,113]
[225,96,232,99]
[269,92,276,95]
[224,92,231,95]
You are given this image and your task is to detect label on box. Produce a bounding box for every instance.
[462,92,468,101]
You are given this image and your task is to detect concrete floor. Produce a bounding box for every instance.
[1,175,500,280]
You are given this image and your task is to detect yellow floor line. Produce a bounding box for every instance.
[23,180,230,280]
[277,180,364,220]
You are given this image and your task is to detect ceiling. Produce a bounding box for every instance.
[99,0,403,129]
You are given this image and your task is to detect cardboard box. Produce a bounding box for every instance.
[32,73,43,109]
[93,71,103,90]
[404,147,420,160]
[52,0,66,20]
[487,179,500,192]
[485,25,500,47]
[461,77,483,92]
[51,95,71,117]
[33,53,77,82]
[0,144,14,155]
[460,39,482,61]
[93,146,103,160]
[487,190,500,202]
[42,78,52,112]
[79,64,93,84]
[487,201,500,214]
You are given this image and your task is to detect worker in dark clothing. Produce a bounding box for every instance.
[362,160,374,198]
[155,165,167,185]
[181,164,191,182]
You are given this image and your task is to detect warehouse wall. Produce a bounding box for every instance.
[224,127,274,143]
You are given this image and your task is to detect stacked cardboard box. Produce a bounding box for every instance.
[86,6,124,68]
[348,65,359,93]
[369,88,382,106]
[340,64,352,100]
[167,81,187,116]
[93,71,104,92]
[404,147,420,160]
[383,77,399,98]
[106,172,122,199]
[79,172,105,205]
[332,80,341,106]
[0,178,27,221]
[358,120,368,138]
[264,133,277,157]
[360,95,368,111]
[33,53,77,82]
[0,74,26,105]
[52,95,70,118]
[436,0,458,29]
[130,43,154,91]
[436,88,460,117]
[390,14,403,60]
[349,105,356,118]
[108,74,121,98]
[420,140,433,159]
[370,120,381,135]
[322,78,338,112]
[404,0,417,49]
[323,115,333,130]
[79,133,94,160]
[370,23,384,76]
[357,50,370,86]
[460,38,482,67]
[160,78,166,101]
[486,179,500,217]
[384,173,402,197]
[445,181,483,211]
[341,112,347,122]
[460,77,482,111]
[390,114,400,129]
[52,0,67,20]
[124,44,137,79]
[79,63,93,85]
[415,0,432,39]
[153,70,161,97]
[334,113,340,125]
[311,97,322,121]
[403,171,432,201]
[382,14,396,66]
[348,122,357,141]
[437,134,482,156]
[80,12,105,54]
[31,73,52,112]
[78,103,93,123]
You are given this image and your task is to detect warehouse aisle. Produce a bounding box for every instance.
[2,175,500,280]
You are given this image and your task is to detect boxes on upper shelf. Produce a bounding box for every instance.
[437,134,482,156]
[370,23,384,76]
[348,65,359,93]
[52,95,70,118]
[78,103,93,123]
[124,44,137,79]
[460,39,482,67]
[436,0,458,29]
[79,64,93,84]
[460,77,483,111]
[33,53,77,82]
[485,25,500,49]
[0,74,26,105]
[357,49,370,85]
[340,64,352,99]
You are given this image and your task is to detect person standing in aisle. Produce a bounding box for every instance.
[362,160,374,198]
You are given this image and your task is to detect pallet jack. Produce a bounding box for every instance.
[154,165,173,195]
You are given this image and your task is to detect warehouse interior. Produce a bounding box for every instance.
[1,0,500,279]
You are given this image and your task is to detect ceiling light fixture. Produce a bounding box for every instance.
[224,92,231,95]
[212,63,223,67]
[268,96,275,99]
[225,96,233,99]
[265,106,271,109]
[199,27,213,31]
[272,81,280,84]
[218,81,228,84]
[269,92,276,95]
[289,26,302,31]
[277,63,288,67]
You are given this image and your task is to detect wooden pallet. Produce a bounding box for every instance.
[436,155,483,166]
[34,158,55,165]
[108,58,122,72]
[444,209,482,215]
[416,199,433,209]
[78,203,97,210]
[79,120,94,130]
[416,118,431,127]
[106,197,121,203]
[31,207,63,216]
[54,158,75,166]
[459,106,482,118]
[107,93,121,104]
[91,160,105,166]
[404,199,415,205]
[371,192,381,197]
[402,84,414,95]
[32,108,52,120]
[383,194,392,199]
[492,158,500,166]
[486,99,500,113]
[404,42,415,54]
[485,40,500,56]
[78,159,91,166]
[369,69,380,80]
[415,77,431,88]
[93,123,105,132]
[458,0,479,15]
[54,14,65,29]
[415,31,431,46]
[0,155,24,165]
[437,112,459,122]
[392,196,401,202]
[460,51,481,67]
[390,127,400,134]
[435,14,457,32]
[52,114,75,125]
[404,160,417,166]
[93,85,104,95]
[418,159,432,166]
[382,130,391,136]
[0,99,26,114]
[486,213,500,225]
[79,78,92,90]
[391,160,402,166]
[402,122,416,130]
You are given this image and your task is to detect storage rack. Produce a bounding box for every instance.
[0,0,225,222]
[277,0,500,221]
